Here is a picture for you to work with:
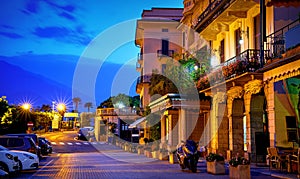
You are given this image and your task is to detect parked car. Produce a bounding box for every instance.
[77,127,94,141]
[5,133,38,145]
[0,169,9,178]
[0,136,41,159]
[38,137,52,155]
[0,145,39,171]
[0,145,19,173]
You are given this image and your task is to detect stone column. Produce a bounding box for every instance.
[244,79,264,161]
[264,80,275,147]
[210,92,226,153]
[227,86,244,158]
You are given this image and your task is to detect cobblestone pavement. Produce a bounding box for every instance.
[12,143,283,179]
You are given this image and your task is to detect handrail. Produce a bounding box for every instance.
[265,18,300,58]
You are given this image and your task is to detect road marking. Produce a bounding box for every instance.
[84,142,89,145]
[59,142,65,145]
[91,142,97,145]
[67,142,73,145]
[30,159,54,179]
[51,142,57,145]
[75,142,81,145]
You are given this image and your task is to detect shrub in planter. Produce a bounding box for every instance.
[229,156,250,179]
[206,153,225,175]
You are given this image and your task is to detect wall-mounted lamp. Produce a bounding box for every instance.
[239,27,249,45]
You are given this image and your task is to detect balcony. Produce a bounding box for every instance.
[157,50,174,58]
[265,18,300,60]
[136,74,152,93]
[197,49,267,91]
[193,0,257,40]
[137,53,143,64]
[136,62,142,72]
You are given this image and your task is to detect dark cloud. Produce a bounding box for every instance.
[1,25,14,30]
[0,31,23,39]
[59,12,76,21]
[33,26,92,46]
[45,0,76,13]
[33,26,70,38]
[25,0,39,14]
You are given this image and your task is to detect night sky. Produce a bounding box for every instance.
[0,0,182,111]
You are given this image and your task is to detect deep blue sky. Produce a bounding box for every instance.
[0,0,183,111]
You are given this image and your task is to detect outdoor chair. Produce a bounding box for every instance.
[287,148,300,173]
[267,147,287,171]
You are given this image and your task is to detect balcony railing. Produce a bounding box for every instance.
[194,0,232,32]
[136,74,151,85]
[157,50,174,58]
[197,49,267,90]
[265,18,300,59]
[137,53,143,62]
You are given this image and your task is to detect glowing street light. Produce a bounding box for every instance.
[22,103,31,111]
[57,103,66,112]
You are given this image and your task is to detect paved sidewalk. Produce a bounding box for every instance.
[92,142,299,178]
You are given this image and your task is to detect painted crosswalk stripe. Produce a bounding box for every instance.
[51,142,57,145]
[83,142,89,145]
[59,142,65,145]
[75,143,81,145]
[91,142,97,145]
[67,142,73,145]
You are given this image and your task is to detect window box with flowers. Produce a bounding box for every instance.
[229,156,250,179]
[206,153,226,175]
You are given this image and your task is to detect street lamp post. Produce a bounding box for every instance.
[57,103,66,130]
[22,103,33,133]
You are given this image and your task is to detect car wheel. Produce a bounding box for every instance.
[0,163,9,173]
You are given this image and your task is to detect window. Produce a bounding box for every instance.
[220,39,225,63]
[162,64,166,74]
[286,116,298,142]
[162,28,168,32]
[8,138,24,147]
[235,28,241,56]
[162,39,169,56]
[183,32,186,47]
[254,15,260,50]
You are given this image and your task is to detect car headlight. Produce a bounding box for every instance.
[23,153,34,159]
[5,153,14,160]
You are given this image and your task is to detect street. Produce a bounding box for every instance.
[12,131,277,179]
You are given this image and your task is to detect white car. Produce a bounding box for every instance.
[0,145,38,171]
[0,146,19,173]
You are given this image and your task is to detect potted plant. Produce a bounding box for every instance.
[229,156,250,179]
[206,153,225,175]
[137,145,144,155]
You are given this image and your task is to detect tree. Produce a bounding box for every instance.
[39,104,52,112]
[72,97,81,112]
[84,102,93,112]
[98,94,140,109]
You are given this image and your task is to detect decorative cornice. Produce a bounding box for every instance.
[213,91,226,104]
[227,86,244,102]
[244,79,263,95]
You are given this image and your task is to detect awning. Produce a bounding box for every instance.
[128,117,146,129]
[266,0,300,7]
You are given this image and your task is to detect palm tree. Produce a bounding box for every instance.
[72,97,81,112]
[84,102,93,112]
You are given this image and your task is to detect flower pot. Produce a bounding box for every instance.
[159,151,168,160]
[229,165,250,179]
[137,148,144,155]
[151,151,158,159]
[206,161,225,175]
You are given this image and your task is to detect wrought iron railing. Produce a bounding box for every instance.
[136,75,151,85]
[197,49,267,90]
[157,50,174,58]
[265,18,300,59]
[195,0,233,32]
